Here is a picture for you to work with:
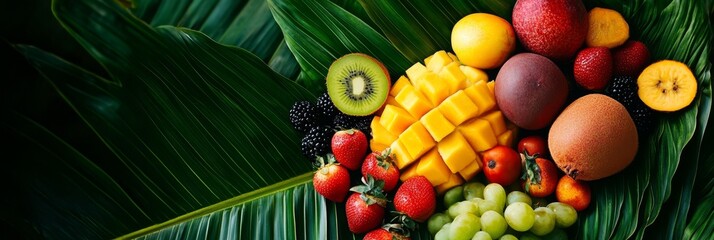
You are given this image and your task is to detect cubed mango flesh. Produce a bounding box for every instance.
[458,154,482,181]
[459,118,498,152]
[416,72,451,106]
[436,174,465,195]
[395,84,432,119]
[399,121,435,160]
[391,76,412,97]
[487,80,496,96]
[380,104,415,136]
[497,129,514,148]
[463,81,496,115]
[438,90,479,126]
[448,52,460,62]
[406,62,428,86]
[371,116,397,146]
[426,50,452,73]
[399,163,419,182]
[438,131,477,173]
[481,110,507,136]
[460,65,489,86]
[370,140,389,152]
[392,140,416,169]
[416,149,452,186]
[420,109,455,142]
[439,62,467,94]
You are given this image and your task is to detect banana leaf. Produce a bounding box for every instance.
[2,0,712,239]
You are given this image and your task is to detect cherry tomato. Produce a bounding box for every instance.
[482,146,522,186]
[517,135,548,157]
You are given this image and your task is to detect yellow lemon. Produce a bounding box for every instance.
[451,13,516,69]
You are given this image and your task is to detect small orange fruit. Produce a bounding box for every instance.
[555,175,591,211]
[451,13,516,69]
[586,7,629,48]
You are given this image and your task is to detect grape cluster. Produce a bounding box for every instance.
[428,181,577,239]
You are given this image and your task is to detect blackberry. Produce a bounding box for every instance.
[289,101,317,133]
[606,76,655,134]
[333,112,372,137]
[316,92,338,124]
[301,126,333,160]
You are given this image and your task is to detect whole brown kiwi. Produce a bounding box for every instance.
[548,94,639,181]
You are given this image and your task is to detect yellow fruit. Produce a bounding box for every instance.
[370,50,510,186]
[436,174,465,194]
[586,7,629,48]
[451,13,516,69]
[637,60,697,112]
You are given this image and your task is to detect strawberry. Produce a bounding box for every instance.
[361,148,400,192]
[312,155,351,203]
[613,40,651,76]
[393,176,435,222]
[521,151,559,198]
[363,227,410,240]
[574,47,613,90]
[345,176,387,234]
[331,129,368,170]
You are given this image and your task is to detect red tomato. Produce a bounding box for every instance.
[482,146,522,186]
[517,135,548,157]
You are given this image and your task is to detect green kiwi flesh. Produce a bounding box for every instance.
[326,53,390,116]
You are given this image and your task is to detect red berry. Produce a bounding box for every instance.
[613,40,651,76]
[331,129,368,170]
[394,176,435,222]
[361,149,400,192]
[574,47,613,90]
[312,162,350,203]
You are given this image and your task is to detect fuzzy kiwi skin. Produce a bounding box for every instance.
[548,94,638,181]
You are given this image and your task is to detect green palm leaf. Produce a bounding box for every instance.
[3,0,712,239]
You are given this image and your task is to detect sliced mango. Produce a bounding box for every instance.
[459,118,498,152]
[390,75,412,97]
[463,81,496,115]
[416,72,451,106]
[379,104,415,136]
[497,129,514,148]
[420,109,455,142]
[460,65,489,85]
[417,149,452,186]
[438,131,477,173]
[440,62,468,94]
[371,116,398,146]
[436,174,465,195]
[391,140,416,169]
[439,90,479,126]
[426,50,453,73]
[395,84,433,119]
[458,154,483,181]
[406,62,428,86]
[399,122,435,160]
[399,163,420,182]
[370,140,389,152]
[481,110,507,136]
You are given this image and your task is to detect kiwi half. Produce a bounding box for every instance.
[326,53,391,116]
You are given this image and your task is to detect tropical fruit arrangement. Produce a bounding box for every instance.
[287,0,698,239]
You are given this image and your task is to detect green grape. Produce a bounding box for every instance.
[478,199,502,215]
[445,186,465,207]
[480,210,507,239]
[428,212,453,235]
[449,213,481,240]
[498,234,518,240]
[530,207,556,236]
[507,191,532,206]
[435,226,451,240]
[541,228,568,240]
[463,182,486,200]
[546,202,578,228]
[504,202,535,231]
[520,232,543,240]
[449,201,480,218]
[484,183,507,209]
[472,231,493,240]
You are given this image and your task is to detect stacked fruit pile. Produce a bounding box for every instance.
[287,0,699,238]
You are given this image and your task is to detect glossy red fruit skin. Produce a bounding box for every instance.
[361,151,400,192]
[394,176,436,222]
[525,158,559,198]
[363,228,410,240]
[331,129,368,171]
[482,146,522,186]
[574,47,613,90]
[345,193,385,234]
[512,0,588,61]
[517,135,549,158]
[313,164,351,203]
[613,40,651,76]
